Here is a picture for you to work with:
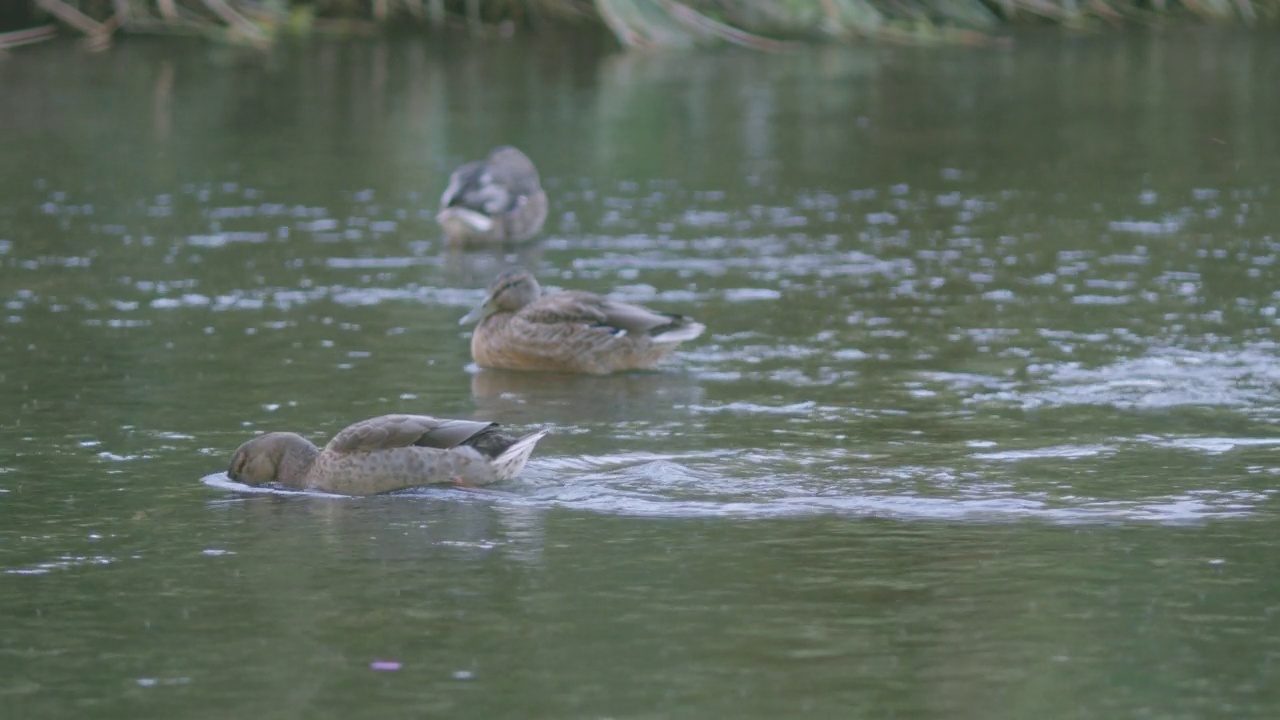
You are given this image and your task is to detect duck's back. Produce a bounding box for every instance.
[326,414,498,454]
[304,414,506,493]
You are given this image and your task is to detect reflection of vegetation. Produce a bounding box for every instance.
[13,0,1278,52]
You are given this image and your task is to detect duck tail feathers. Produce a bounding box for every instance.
[652,321,706,344]
[492,430,550,481]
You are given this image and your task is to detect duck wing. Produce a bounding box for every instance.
[519,291,611,327]
[440,161,484,207]
[326,414,500,453]
[522,291,697,339]
[440,162,514,215]
[597,298,692,336]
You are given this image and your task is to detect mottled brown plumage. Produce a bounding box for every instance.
[436,146,548,246]
[226,414,548,495]
[459,268,706,374]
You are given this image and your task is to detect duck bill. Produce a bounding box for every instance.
[459,299,496,325]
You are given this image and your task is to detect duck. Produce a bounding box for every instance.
[226,413,548,495]
[459,267,706,375]
[436,146,548,245]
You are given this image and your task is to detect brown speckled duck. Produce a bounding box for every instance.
[227,414,548,495]
[436,146,548,245]
[459,267,706,375]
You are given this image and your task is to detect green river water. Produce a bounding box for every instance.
[1,28,1279,719]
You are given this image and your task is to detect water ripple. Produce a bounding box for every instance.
[973,344,1280,411]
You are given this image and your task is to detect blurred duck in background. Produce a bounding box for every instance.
[436,146,548,246]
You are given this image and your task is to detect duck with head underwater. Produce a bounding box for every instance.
[226,414,549,495]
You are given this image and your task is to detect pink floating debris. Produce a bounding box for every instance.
[369,660,402,672]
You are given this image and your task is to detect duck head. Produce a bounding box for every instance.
[459,267,542,325]
[227,432,316,487]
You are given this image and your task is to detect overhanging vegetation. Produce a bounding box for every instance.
[4,0,1277,51]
